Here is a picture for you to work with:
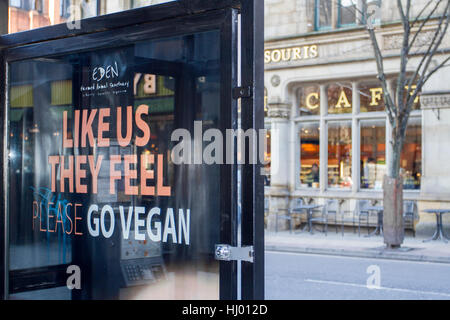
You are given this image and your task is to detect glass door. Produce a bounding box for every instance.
[3,6,239,300]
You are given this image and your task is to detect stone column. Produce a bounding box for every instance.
[319,84,327,192]
[352,81,360,192]
[266,97,291,231]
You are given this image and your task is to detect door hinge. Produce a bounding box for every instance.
[232,86,252,99]
[214,244,254,263]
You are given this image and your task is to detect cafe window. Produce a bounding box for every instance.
[338,0,357,27]
[315,0,332,30]
[327,83,352,114]
[298,85,320,116]
[360,119,386,190]
[295,78,421,192]
[300,123,320,188]
[401,117,422,190]
[328,121,352,189]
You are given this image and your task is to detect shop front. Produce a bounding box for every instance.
[0,1,264,300]
[263,21,450,235]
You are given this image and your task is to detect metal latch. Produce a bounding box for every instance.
[232,86,253,99]
[214,244,254,263]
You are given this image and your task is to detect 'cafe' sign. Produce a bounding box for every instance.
[265,45,319,64]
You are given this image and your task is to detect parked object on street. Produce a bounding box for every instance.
[422,209,450,243]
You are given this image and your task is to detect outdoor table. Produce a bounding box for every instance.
[293,204,323,234]
[366,206,384,237]
[422,209,450,243]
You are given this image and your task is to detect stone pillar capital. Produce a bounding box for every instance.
[267,97,291,119]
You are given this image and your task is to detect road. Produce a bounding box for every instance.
[265,251,450,300]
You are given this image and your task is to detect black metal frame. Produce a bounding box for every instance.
[0,0,264,300]
[240,0,264,300]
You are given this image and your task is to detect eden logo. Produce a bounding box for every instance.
[366,265,381,289]
[67,265,81,290]
[92,62,119,82]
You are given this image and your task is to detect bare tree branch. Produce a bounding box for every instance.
[405,0,450,117]
[410,0,439,28]
[396,0,412,118]
[367,27,396,125]
[409,0,443,50]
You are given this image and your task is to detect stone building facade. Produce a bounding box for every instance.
[264,0,450,236]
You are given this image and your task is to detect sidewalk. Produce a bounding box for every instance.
[265,230,450,264]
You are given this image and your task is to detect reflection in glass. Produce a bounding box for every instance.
[401,118,422,189]
[328,121,352,188]
[8,30,221,300]
[316,0,332,30]
[298,85,320,116]
[360,120,386,190]
[327,83,352,114]
[300,123,320,188]
[339,0,356,26]
[8,0,177,34]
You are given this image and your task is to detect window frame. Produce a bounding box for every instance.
[314,0,333,31]
[337,0,358,28]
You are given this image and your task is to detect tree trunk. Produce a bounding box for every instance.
[383,175,404,248]
[383,131,405,248]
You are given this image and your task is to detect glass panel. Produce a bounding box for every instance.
[8,30,222,300]
[339,0,356,26]
[328,121,352,189]
[360,81,385,112]
[8,0,177,33]
[327,83,353,114]
[401,118,421,190]
[360,119,386,190]
[300,123,320,188]
[298,85,320,116]
[316,0,332,30]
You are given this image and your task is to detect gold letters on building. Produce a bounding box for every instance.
[303,85,419,110]
[265,45,319,63]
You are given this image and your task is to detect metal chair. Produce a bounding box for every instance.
[315,199,340,236]
[403,200,417,237]
[354,200,372,236]
[275,198,302,233]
